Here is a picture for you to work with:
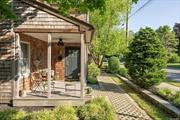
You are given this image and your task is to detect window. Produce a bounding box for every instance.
[19,42,30,74]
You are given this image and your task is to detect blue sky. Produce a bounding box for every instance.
[129,0,180,32]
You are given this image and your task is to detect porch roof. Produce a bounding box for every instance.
[24,33,82,43]
[14,0,95,43]
[19,0,94,31]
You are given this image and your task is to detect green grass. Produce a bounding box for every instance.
[167,63,180,69]
[111,76,173,120]
[165,80,180,87]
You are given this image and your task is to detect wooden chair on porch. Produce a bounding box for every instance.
[31,70,55,92]
[31,72,46,93]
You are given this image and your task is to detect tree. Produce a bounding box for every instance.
[89,0,131,68]
[125,27,167,88]
[0,0,15,20]
[0,0,138,20]
[173,23,180,56]
[156,25,178,54]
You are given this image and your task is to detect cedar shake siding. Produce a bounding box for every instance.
[0,33,17,103]
[13,0,88,32]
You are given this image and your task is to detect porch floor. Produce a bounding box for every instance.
[13,81,91,106]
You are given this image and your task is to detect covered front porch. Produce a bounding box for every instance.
[11,0,94,106]
[13,32,90,106]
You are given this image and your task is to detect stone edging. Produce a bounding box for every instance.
[115,74,180,119]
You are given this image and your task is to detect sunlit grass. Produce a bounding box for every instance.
[167,63,180,69]
[165,80,180,87]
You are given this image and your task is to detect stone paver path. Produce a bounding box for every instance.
[93,74,152,120]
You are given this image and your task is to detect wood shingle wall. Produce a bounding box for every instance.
[13,0,87,31]
[0,33,17,103]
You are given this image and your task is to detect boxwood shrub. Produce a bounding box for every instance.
[24,109,55,120]
[88,63,100,84]
[108,56,120,73]
[77,97,115,120]
[53,105,78,120]
[0,109,25,120]
[0,98,116,120]
[118,67,128,77]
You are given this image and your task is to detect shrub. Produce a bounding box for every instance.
[102,63,108,71]
[108,56,120,73]
[125,27,167,88]
[0,109,25,120]
[168,53,180,63]
[86,87,93,94]
[78,97,115,120]
[25,109,55,120]
[157,88,173,100]
[118,67,128,77]
[53,105,78,120]
[88,77,98,84]
[172,92,180,108]
[88,63,100,84]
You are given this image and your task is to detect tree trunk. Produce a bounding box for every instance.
[98,55,104,68]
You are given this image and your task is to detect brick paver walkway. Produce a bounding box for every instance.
[93,74,152,120]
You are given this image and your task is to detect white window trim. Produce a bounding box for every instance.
[19,41,31,78]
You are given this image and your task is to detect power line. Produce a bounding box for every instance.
[129,0,153,19]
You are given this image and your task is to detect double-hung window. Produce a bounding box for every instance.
[19,42,30,75]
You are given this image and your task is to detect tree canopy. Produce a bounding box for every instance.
[0,0,15,20]
[0,0,138,20]
[89,0,131,67]
[156,25,178,54]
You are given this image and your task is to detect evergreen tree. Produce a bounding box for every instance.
[125,27,167,88]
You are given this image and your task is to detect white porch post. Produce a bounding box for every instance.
[14,33,20,98]
[47,33,52,98]
[80,33,85,98]
[83,44,87,86]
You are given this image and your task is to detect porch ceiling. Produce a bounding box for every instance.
[25,33,81,43]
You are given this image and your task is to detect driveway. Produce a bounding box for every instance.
[166,67,180,82]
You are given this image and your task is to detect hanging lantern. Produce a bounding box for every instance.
[57,38,64,46]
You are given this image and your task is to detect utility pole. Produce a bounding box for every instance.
[125,0,130,46]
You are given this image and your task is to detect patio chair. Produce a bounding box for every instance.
[39,70,55,91]
[31,72,45,93]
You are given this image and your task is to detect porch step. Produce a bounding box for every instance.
[13,95,91,107]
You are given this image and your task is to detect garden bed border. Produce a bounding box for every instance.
[115,74,180,119]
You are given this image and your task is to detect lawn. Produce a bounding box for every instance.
[112,76,173,120]
[167,63,180,69]
[165,80,180,87]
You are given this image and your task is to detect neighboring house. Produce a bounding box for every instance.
[0,0,94,106]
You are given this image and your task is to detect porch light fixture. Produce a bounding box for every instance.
[57,38,64,46]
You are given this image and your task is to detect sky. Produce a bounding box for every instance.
[129,0,180,32]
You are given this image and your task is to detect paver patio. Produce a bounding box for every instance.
[93,73,152,120]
